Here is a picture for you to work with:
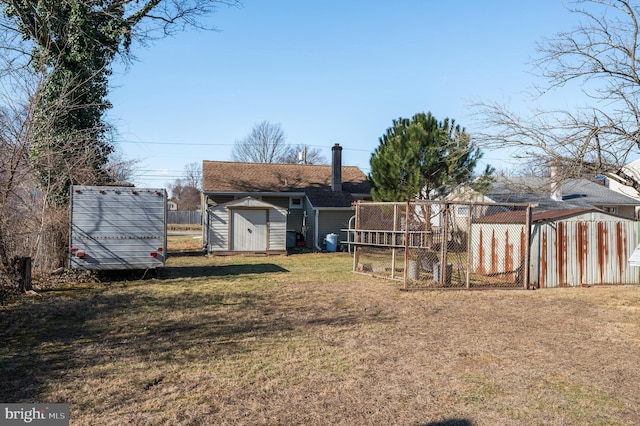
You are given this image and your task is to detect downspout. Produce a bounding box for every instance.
[314,209,322,251]
[202,194,209,253]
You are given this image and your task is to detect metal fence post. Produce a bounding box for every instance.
[466,203,472,289]
[524,204,532,289]
[441,203,449,286]
[392,203,398,279]
[403,200,410,290]
[353,202,360,274]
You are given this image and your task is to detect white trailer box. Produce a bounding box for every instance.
[69,185,167,270]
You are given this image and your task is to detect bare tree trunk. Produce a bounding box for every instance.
[12,257,32,292]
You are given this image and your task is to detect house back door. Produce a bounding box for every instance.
[232,209,267,251]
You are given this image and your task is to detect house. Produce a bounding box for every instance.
[484,176,640,219]
[201,144,371,253]
[167,200,178,211]
[598,158,640,217]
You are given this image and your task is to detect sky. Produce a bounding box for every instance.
[107,0,579,189]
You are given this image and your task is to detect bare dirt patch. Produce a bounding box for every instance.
[1,253,639,425]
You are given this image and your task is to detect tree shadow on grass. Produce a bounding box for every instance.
[0,282,393,403]
[422,420,474,426]
[159,263,289,279]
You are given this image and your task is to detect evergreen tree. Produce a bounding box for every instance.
[369,112,492,201]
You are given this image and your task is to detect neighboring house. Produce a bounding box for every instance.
[603,158,640,217]
[485,176,640,219]
[430,185,505,232]
[167,200,178,211]
[201,144,371,253]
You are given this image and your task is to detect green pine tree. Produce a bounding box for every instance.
[369,112,492,201]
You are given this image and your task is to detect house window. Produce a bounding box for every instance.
[290,197,303,209]
[456,206,469,217]
[602,206,617,214]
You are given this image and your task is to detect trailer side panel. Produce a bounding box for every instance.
[69,186,167,270]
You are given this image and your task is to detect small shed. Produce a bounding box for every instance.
[205,197,287,254]
[472,209,640,287]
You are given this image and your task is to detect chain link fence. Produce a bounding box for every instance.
[347,200,532,289]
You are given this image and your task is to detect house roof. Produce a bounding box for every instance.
[473,208,594,224]
[485,177,640,210]
[202,161,371,208]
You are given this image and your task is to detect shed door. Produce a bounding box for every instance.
[233,209,267,251]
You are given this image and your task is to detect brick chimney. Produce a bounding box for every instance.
[331,143,342,192]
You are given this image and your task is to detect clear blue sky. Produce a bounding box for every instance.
[108,0,577,188]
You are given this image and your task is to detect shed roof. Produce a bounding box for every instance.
[215,196,284,210]
[202,161,371,208]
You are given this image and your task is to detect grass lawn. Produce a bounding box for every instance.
[1,246,640,425]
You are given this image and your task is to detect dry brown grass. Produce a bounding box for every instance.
[1,252,640,425]
[167,233,203,253]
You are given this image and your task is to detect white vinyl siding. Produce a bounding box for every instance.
[205,197,287,253]
[208,209,229,251]
[268,207,287,250]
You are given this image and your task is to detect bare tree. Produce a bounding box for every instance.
[475,0,640,189]
[183,162,202,189]
[167,163,203,210]
[168,180,201,211]
[231,121,288,163]
[279,144,328,165]
[103,150,140,185]
[0,73,38,291]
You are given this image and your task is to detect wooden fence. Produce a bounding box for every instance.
[168,211,202,225]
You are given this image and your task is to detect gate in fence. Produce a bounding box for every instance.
[347,200,533,290]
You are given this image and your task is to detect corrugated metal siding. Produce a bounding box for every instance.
[472,211,639,287]
[69,186,167,270]
[471,224,526,282]
[533,215,639,287]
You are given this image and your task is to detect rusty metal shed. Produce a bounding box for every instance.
[472,209,640,288]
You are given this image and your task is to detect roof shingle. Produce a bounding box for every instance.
[486,177,640,210]
[202,161,371,208]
